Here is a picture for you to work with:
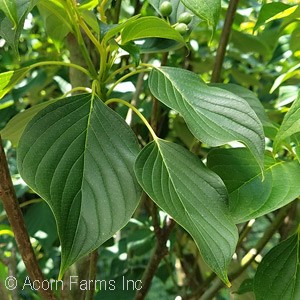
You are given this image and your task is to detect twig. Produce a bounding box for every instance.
[211,0,240,83]
[0,136,57,300]
[85,250,99,300]
[135,217,175,300]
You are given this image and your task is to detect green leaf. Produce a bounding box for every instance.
[119,42,140,67]
[274,93,300,152]
[0,0,18,28]
[255,3,298,30]
[180,0,220,32]
[121,16,185,45]
[270,63,300,93]
[0,67,30,99]
[149,67,265,171]
[1,98,59,146]
[235,278,254,295]
[24,201,58,249]
[134,139,238,285]
[136,37,182,53]
[207,148,300,223]
[101,15,140,44]
[37,0,73,48]
[231,30,271,57]
[0,0,38,55]
[210,83,272,127]
[17,94,142,277]
[78,0,99,11]
[253,229,300,300]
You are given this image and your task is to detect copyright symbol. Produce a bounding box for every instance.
[5,276,17,290]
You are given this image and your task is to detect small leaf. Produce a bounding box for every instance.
[134,139,238,285]
[274,93,300,152]
[253,229,300,300]
[149,67,265,171]
[121,16,185,45]
[17,94,142,277]
[0,67,30,99]
[180,0,221,33]
[207,148,300,223]
[1,98,59,146]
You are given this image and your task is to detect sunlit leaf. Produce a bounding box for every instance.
[270,63,300,93]
[121,16,185,45]
[0,67,30,99]
[255,2,294,30]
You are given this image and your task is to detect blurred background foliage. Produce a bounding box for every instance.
[0,0,300,299]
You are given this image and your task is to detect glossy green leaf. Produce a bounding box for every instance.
[1,98,59,146]
[274,93,300,152]
[180,0,220,32]
[210,83,272,127]
[121,17,185,45]
[253,229,300,300]
[17,94,142,277]
[0,0,18,28]
[207,148,300,223]
[149,67,265,171]
[134,139,238,285]
[0,67,30,99]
